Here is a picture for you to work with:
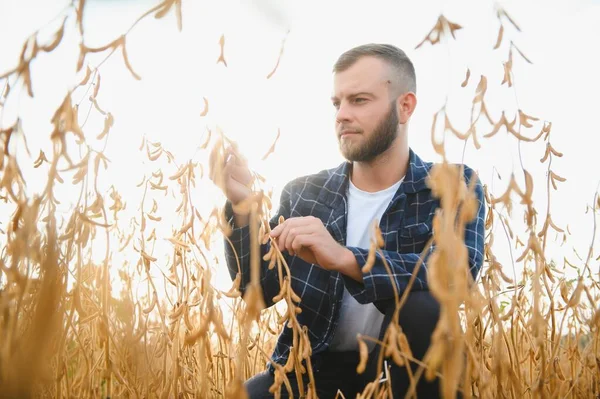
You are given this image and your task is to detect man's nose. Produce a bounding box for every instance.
[336,102,352,123]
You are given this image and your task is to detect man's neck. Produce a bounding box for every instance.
[350,140,409,193]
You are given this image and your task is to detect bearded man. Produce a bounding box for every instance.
[212,43,485,398]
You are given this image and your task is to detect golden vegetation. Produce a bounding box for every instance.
[0,1,598,398]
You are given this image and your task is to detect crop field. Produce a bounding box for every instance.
[0,1,598,398]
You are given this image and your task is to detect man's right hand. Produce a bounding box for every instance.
[209,144,254,227]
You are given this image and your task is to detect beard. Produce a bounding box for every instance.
[338,102,399,163]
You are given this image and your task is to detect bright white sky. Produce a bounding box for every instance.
[1,0,599,296]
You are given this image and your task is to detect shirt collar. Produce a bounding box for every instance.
[316,147,432,209]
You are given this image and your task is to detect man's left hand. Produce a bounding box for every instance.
[269,216,345,271]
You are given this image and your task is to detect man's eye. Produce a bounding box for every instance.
[332,102,340,109]
[353,98,366,104]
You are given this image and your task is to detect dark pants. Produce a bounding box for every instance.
[245,351,373,398]
[246,291,451,398]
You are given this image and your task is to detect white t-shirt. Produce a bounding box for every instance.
[329,176,404,352]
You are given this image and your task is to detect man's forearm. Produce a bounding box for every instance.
[234,213,249,228]
[224,200,250,228]
[333,248,364,283]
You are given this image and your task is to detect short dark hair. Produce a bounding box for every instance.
[333,43,417,95]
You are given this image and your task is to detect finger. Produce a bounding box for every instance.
[270,227,281,237]
[272,218,317,248]
[208,145,225,183]
[275,221,303,253]
[209,145,237,183]
[281,216,316,230]
[224,174,250,203]
[279,227,305,255]
[291,234,313,255]
[223,162,252,184]
[225,146,248,167]
[284,226,313,255]
[270,224,282,237]
[223,163,253,187]
[271,217,300,237]
[275,223,291,253]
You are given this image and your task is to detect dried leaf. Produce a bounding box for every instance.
[147,144,162,161]
[96,113,114,140]
[540,143,562,162]
[78,66,92,86]
[153,0,174,20]
[169,163,189,180]
[143,292,157,314]
[550,144,563,157]
[493,24,504,50]
[40,17,67,52]
[200,97,209,117]
[550,171,566,190]
[175,0,182,31]
[470,124,482,149]
[85,37,121,54]
[548,215,564,233]
[512,42,532,64]
[33,150,48,168]
[147,213,162,222]
[522,170,533,203]
[261,129,281,161]
[200,128,212,149]
[77,0,86,35]
[79,213,112,228]
[362,243,377,273]
[374,221,384,248]
[93,74,101,98]
[77,43,86,72]
[461,68,470,88]
[497,8,521,32]
[473,75,487,104]
[356,335,369,374]
[519,109,538,128]
[501,59,513,87]
[90,97,107,115]
[267,30,289,79]
[217,34,227,66]
[23,65,34,97]
[140,250,156,263]
[447,20,463,38]
[149,180,168,191]
[445,113,468,140]
[121,37,141,80]
[541,121,552,140]
[416,16,443,49]
[431,111,445,156]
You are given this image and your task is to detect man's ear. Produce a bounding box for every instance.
[396,92,417,124]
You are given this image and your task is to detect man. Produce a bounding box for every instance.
[214,44,485,398]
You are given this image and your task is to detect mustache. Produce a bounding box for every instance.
[337,126,362,135]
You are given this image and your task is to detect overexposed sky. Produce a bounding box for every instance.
[1,0,599,294]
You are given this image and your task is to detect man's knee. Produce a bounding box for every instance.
[395,291,441,359]
[245,369,304,399]
[389,362,442,399]
[244,370,275,399]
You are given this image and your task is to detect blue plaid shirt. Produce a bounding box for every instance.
[223,148,485,372]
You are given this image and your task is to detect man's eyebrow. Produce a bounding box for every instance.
[330,92,374,101]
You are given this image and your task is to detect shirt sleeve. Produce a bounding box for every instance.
[223,182,293,308]
[341,167,486,304]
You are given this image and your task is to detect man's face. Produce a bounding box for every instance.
[332,56,400,163]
